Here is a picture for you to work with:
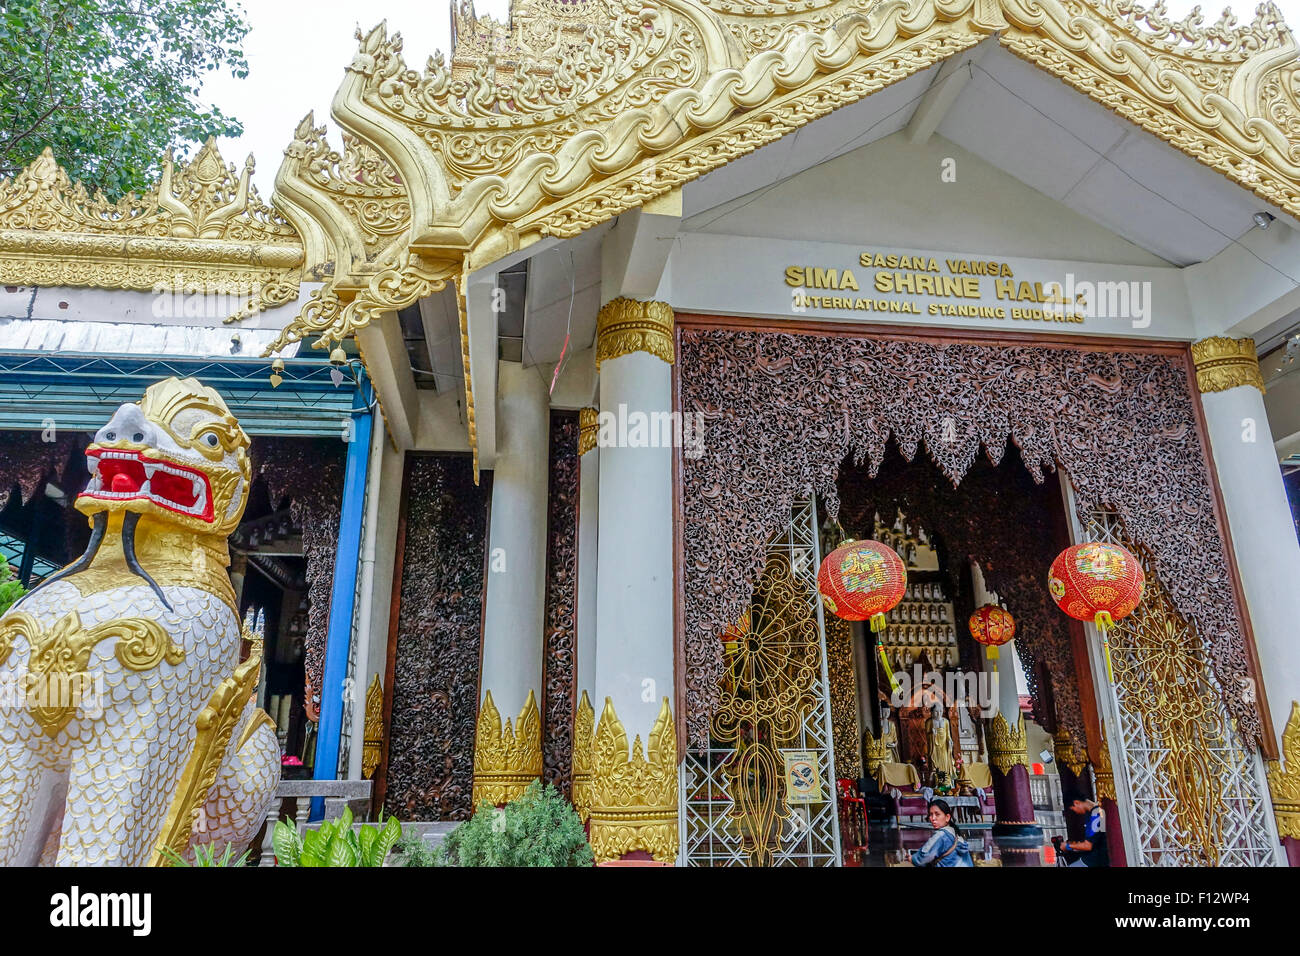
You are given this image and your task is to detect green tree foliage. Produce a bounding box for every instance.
[0,561,25,616]
[0,0,249,197]
[436,781,595,867]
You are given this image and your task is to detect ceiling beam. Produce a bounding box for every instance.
[601,188,682,303]
[905,41,991,146]
[355,313,420,450]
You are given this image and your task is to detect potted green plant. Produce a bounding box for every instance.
[432,780,594,867]
[271,808,401,867]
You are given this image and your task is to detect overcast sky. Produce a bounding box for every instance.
[202,0,1300,194]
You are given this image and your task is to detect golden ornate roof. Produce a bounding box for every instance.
[0,140,303,314]
[269,0,1300,356]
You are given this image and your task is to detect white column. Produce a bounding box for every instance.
[589,298,678,862]
[571,407,599,820]
[1193,337,1300,752]
[474,359,550,804]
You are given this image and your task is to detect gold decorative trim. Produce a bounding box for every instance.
[1053,727,1088,777]
[571,690,595,823]
[152,654,262,865]
[1191,336,1265,395]
[595,298,675,371]
[237,708,277,752]
[0,141,302,310]
[362,674,384,780]
[1267,701,1300,840]
[1095,722,1116,802]
[589,696,678,864]
[454,270,479,483]
[578,407,599,457]
[472,688,542,806]
[987,711,1029,774]
[1,610,183,736]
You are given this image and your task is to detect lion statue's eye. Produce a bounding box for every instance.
[202,433,220,448]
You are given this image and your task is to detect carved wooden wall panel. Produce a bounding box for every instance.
[0,432,76,508]
[542,411,579,797]
[383,454,489,820]
[677,326,1256,750]
[252,437,344,716]
[825,616,862,780]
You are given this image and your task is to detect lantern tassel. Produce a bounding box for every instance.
[869,612,887,633]
[877,640,899,695]
[1095,611,1115,682]
[987,645,1000,660]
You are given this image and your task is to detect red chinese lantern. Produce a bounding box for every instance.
[1048,542,1145,681]
[818,539,907,693]
[969,604,1016,659]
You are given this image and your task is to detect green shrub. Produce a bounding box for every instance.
[0,562,25,616]
[438,780,593,867]
[272,808,401,867]
[394,832,439,867]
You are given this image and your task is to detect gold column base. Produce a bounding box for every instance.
[588,696,679,863]
[571,690,595,823]
[988,712,1030,774]
[1267,702,1300,840]
[1190,336,1265,394]
[472,689,542,807]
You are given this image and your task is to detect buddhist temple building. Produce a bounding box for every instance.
[4,0,1300,866]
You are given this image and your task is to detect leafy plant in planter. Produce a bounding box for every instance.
[436,780,593,867]
[272,808,401,867]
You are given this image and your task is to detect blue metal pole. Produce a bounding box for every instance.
[310,369,373,819]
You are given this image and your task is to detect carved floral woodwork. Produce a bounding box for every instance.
[383,455,488,820]
[0,433,76,509]
[541,412,580,797]
[472,689,543,806]
[826,616,863,781]
[251,438,344,710]
[589,695,679,863]
[677,326,1259,750]
[1190,335,1265,394]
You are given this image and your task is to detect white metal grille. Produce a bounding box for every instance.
[682,497,842,866]
[1084,511,1278,866]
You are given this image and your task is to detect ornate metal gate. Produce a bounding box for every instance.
[1085,510,1278,866]
[681,498,842,866]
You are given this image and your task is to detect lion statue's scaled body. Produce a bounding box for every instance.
[0,377,280,866]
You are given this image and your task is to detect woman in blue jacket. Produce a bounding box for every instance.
[911,798,975,867]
